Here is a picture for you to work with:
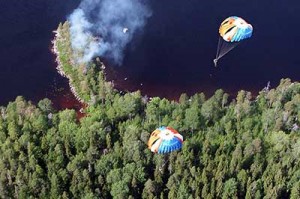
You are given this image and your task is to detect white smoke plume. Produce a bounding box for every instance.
[68,0,152,65]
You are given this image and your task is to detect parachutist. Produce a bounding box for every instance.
[213,59,218,67]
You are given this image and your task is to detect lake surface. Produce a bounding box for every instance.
[0,0,80,108]
[0,0,300,107]
[107,0,300,99]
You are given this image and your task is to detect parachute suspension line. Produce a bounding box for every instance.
[214,37,224,66]
[215,37,222,60]
[217,41,239,60]
[158,115,161,127]
[159,154,170,172]
[161,159,169,168]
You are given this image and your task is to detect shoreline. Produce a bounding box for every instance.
[51,30,86,105]
[50,28,278,107]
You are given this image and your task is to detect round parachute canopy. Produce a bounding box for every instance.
[219,16,253,42]
[148,126,183,154]
[214,16,253,66]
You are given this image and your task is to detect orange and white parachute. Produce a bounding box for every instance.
[214,16,253,66]
[148,126,183,154]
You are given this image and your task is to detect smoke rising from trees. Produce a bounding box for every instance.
[68,0,152,65]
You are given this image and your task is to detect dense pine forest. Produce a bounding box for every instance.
[0,22,300,198]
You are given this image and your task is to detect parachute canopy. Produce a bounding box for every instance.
[148,126,183,154]
[219,16,253,42]
[214,16,253,66]
[123,27,129,34]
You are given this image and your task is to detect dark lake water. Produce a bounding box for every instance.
[1,0,300,108]
[0,0,80,108]
[108,0,300,99]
